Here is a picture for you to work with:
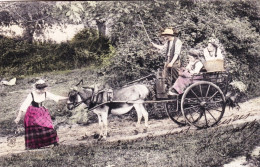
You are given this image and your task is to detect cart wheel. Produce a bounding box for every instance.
[181,81,226,129]
[165,100,187,126]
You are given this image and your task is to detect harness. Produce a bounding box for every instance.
[67,74,154,111]
[68,88,113,111]
[67,91,92,110]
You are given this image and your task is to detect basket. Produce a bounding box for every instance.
[204,59,225,72]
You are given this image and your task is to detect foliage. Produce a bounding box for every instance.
[71,29,113,67]
[0,28,114,76]
[0,2,58,43]
[102,0,260,97]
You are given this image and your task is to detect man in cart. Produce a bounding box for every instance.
[151,27,183,98]
[151,27,183,83]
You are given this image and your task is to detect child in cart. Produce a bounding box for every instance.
[168,49,203,95]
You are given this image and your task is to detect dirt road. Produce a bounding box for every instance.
[0,96,259,157]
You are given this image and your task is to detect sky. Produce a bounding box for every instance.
[0,24,85,43]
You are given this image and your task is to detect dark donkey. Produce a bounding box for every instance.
[67,84,150,139]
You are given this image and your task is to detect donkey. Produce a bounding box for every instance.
[67,84,150,140]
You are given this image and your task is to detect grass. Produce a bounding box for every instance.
[0,120,259,167]
[0,68,259,166]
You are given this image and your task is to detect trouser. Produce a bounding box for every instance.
[163,63,179,86]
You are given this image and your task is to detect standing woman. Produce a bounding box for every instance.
[14,79,68,149]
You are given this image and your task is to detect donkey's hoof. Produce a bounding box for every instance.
[133,130,139,135]
[98,136,106,141]
[93,133,100,139]
[81,134,88,140]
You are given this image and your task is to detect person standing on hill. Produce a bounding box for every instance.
[151,27,183,82]
[14,79,68,150]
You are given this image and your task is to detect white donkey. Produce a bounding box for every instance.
[67,84,150,139]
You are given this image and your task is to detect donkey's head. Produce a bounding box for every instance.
[67,89,79,110]
[67,87,95,110]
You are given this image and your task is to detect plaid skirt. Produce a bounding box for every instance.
[24,106,59,149]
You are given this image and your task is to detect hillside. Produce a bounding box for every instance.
[0,68,259,166]
[0,1,259,166]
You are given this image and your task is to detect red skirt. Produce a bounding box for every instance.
[24,106,59,149]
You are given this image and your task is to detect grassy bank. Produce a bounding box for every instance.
[1,121,259,167]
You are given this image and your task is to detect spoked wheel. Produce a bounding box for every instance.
[165,100,187,126]
[181,81,226,129]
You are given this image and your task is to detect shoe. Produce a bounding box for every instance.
[53,143,59,147]
[168,90,178,96]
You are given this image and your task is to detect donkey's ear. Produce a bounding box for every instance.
[76,79,83,86]
[70,86,78,91]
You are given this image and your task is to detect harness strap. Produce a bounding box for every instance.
[31,92,45,107]
[70,88,113,111]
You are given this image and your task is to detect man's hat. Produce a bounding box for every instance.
[161,28,176,36]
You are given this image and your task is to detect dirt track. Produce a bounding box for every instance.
[0,96,259,157]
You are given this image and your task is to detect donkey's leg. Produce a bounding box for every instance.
[134,104,143,128]
[101,111,108,139]
[140,104,149,128]
[97,113,104,138]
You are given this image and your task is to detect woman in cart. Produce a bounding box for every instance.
[168,49,203,95]
[14,79,68,149]
[203,40,224,61]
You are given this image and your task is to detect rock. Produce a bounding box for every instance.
[1,78,16,86]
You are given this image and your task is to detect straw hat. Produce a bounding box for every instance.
[161,28,175,36]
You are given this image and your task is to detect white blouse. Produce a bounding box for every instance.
[19,91,66,112]
[203,47,224,61]
[186,61,204,74]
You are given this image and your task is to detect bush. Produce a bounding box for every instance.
[104,0,260,97]
[0,28,115,77]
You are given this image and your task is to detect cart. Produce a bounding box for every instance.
[157,71,230,129]
[86,70,230,129]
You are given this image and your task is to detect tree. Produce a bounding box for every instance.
[56,1,126,38]
[0,2,57,43]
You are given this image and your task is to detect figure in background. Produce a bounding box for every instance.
[151,27,183,83]
[168,49,203,95]
[14,79,68,149]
